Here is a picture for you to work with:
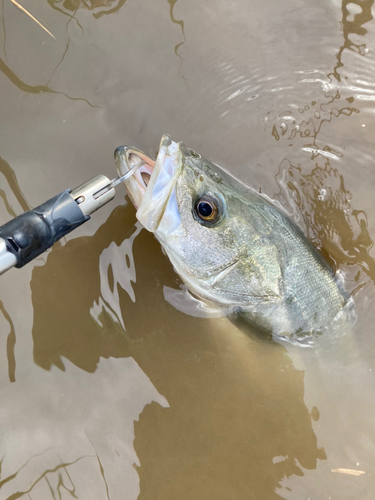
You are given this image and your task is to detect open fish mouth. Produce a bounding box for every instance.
[114,145,155,210]
[114,135,182,232]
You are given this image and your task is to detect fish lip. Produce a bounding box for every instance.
[115,135,182,233]
[129,135,182,232]
[114,145,155,210]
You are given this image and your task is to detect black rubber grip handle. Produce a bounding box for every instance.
[0,189,89,268]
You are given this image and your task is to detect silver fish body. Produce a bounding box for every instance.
[115,135,346,337]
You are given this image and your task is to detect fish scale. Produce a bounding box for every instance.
[116,135,348,339]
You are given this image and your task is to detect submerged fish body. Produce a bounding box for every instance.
[115,135,346,337]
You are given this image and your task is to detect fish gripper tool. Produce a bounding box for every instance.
[0,160,144,275]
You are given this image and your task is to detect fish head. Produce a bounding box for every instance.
[115,135,281,310]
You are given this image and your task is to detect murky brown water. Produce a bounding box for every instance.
[1,0,375,498]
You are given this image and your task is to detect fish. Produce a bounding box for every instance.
[114,134,346,338]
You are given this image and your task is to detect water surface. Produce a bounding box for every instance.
[0,0,375,498]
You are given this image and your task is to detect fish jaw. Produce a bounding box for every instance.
[136,136,183,232]
[115,135,182,233]
[114,145,155,210]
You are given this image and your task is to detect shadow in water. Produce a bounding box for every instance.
[30,201,325,499]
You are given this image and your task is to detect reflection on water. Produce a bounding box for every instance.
[0,53,96,105]
[9,0,55,38]
[167,0,185,57]
[0,356,168,499]
[45,0,185,61]
[269,0,375,302]
[1,0,6,59]
[271,93,359,161]
[0,1,95,105]
[0,155,29,216]
[0,300,16,382]
[0,156,29,384]
[0,0,375,496]
[32,204,137,372]
[90,222,142,330]
[275,160,375,292]
[328,0,374,82]
[28,202,325,499]
[0,203,168,499]
[0,56,54,94]
[46,0,127,19]
[0,0,185,106]
[270,0,373,159]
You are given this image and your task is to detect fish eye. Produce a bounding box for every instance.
[195,195,222,224]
